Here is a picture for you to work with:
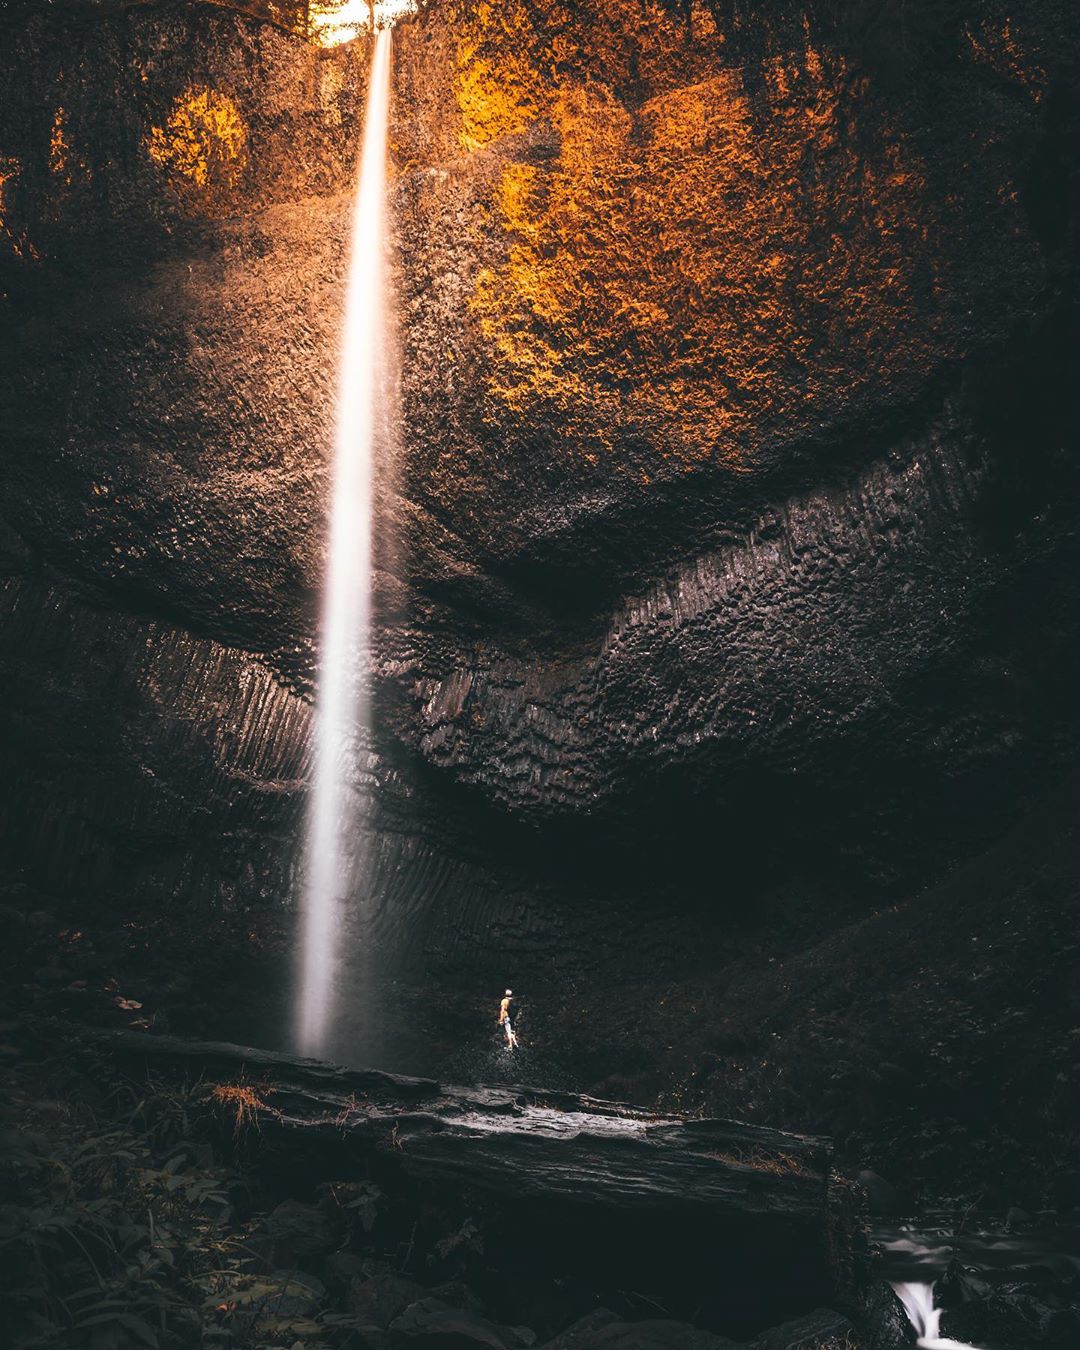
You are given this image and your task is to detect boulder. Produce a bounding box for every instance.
[247,1270,325,1318]
[428,1282,489,1319]
[538,1310,621,1350]
[390,1297,512,1350]
[857,1171,914,1218]
[941,1284,1059,1349]
[262,1198,338,1260]
[750,1308,856,1349]
[352,1272,429,1330]
[321,1249,370,1291]
[936,1259,992,1310]
[858,1281,916,1349]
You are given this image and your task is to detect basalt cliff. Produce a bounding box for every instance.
[2,0,1079,1194]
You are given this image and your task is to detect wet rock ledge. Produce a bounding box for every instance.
[71,1026,863,1339]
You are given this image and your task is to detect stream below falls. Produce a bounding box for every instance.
[876,1220,1080,1349]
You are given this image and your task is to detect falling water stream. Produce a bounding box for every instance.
[892,1282,981,1349]
[296,26,393,1058]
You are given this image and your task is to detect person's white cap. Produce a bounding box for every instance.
[505,989,512,996]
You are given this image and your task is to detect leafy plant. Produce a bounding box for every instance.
[0,1067,344,1349]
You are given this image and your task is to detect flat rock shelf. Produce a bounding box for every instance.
[65,1028,864,1336]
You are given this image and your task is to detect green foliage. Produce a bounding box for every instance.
[1,1078,238,1348]
[0,1073,361,1349]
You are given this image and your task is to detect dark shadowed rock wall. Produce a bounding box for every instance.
[1,0,1079,996]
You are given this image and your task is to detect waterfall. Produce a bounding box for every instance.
[296,26,393,1058]
[892,1282,982,1350]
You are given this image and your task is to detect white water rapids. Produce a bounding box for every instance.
[892,1282,983,1349]
[296,27,393,1058]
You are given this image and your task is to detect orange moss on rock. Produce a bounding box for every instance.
[394,0,1043,514]
[468,34,938,469]
[207,1080,278,1135]
[455,3,547,151]
[964,15,1048,100]
[146,85,248,199]
[0,155,38,261]
[456,52,540,151]
[50,107,71,181]
[48,106,91,192]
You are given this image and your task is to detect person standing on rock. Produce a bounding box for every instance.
[498,989,518,1049]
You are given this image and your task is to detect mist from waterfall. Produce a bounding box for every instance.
[296,27,393,1058]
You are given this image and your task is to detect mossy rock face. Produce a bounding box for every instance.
[404,0,1037,485]
[1,0,1080,971]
